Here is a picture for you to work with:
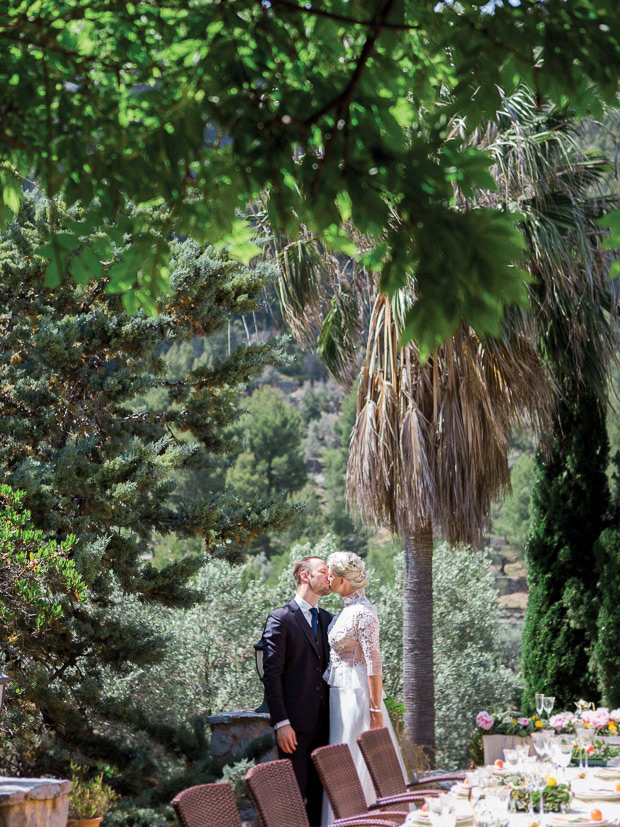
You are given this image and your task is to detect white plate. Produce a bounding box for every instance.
[451,784,471,797]
[572,789,620,801]
[408,814,473,825]
[595,769,620,780]
[546,817,613,827]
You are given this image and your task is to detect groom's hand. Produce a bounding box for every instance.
[276,724,298,754]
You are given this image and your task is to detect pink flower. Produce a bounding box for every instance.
[518,717,529,727]
[477,711,494,731]
[610,709,620,723]
[581,710,595,726]
[591,708,610,730]
[549,713,569,731]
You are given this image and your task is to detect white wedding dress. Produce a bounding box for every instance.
[320,589,407,825]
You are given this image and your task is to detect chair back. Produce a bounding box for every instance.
[171,781,242,827]
[245,759,309,827]
[312,743,369,820]
[358,727,408,798]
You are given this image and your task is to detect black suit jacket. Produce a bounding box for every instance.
[262,599,333,735]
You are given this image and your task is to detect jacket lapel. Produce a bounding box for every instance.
[290,599,320,657]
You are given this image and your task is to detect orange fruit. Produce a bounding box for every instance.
[421,804,428,812]
[590,809,603,822]
[495,759,504,769]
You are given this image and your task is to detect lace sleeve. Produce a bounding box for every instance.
[353,606,382,676]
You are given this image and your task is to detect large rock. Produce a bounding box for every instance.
[207,709,276,761]
[0,777,71,827]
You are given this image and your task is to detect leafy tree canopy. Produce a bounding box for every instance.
[0,194,296,780]
[2,0,620,355]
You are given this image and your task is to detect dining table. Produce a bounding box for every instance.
[406,766,620,827]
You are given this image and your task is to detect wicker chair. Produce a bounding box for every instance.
[171,781,241,827]
[312,742,426,824]
[357,728,466,802]
[245,758,402,827]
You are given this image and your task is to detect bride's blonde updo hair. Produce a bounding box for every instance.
[327,551,368,590]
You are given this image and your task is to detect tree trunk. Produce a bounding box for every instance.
[401,519,435,765]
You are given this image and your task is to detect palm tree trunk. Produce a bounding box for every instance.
[401,519,435,765]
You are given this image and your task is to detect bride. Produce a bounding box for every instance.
[321,551,407,823]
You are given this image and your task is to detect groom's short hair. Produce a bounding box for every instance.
[293,556,323,586]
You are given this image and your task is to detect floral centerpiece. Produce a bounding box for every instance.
[471,706,620,766]
[470,711,539,765]
[475,711,541,736]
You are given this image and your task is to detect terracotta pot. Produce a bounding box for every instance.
[67,817,103,827]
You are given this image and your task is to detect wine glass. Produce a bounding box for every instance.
[543,696,555,717]
[531,730,550,760]
[573,721,587,770]
[535,694,545,717]
[582,726,594,770]
[553,739,574,783]
[534,762,552,820]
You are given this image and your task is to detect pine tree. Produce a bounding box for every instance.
[522,385,609,709]
[0,195,295,782]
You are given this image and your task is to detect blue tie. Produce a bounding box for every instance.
[310,607,318,636]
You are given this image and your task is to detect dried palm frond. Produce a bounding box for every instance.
[347,293,551,544]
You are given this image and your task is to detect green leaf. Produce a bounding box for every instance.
[323,226,359,257]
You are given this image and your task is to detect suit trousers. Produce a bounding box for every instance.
[277,710,329,827]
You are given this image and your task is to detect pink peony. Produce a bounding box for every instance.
[591,708,610,730]
[518,717,529,727]
[610,709,620,722]
[549,713,569,731]
[477,711,494,731]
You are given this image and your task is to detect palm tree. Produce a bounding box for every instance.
[266,87,617,759]
[346,294,548,756]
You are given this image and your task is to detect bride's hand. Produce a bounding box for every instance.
[370,709,383,729]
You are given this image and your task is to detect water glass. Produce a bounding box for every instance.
[426,794,457,827]
[515,742,530,769]
[503,748,519,773]
[543,696,555,716]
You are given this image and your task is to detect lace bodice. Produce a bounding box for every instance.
[326,589,382,678]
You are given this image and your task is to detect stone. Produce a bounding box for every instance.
[206,710,276,762]
[0,777,71,827]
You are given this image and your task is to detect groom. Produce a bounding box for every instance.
[262,556,333,827]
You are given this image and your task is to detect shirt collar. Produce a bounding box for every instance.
[294,594,316,613]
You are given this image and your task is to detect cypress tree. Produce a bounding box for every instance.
[522,384,608,709]
[0,195,295,781]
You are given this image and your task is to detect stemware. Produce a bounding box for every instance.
[553,739,574,783]
[582,726,594,770]
[534,762,553,820]
[503,748,519,773]
[426,794,457,827]
[515,742,530,769]
[535,693,545,717]
[543,696,555,717]
[531,730,550,760]
[574,721,587,769]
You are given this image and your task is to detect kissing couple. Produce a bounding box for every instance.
[261,552,406,827]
